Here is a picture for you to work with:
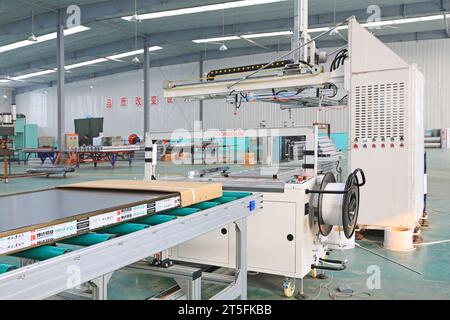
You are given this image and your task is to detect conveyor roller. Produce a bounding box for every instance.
[59,233,114,246]
[135,215,177,226]
[12,245,72,261]
[101,223,149,235]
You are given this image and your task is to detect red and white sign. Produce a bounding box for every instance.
[151,95,158,106]
[166,97,175,104]
[120,96,128,107]
[135,96,142,107]
[106,98,113,108]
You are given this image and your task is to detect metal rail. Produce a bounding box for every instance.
[0,194,262,300]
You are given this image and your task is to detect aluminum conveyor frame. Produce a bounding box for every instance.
[0,193,262,300]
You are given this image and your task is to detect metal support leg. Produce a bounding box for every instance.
[174,276,202,300]
[90,272,113,300]
[126,263,202,300]
[235,218,247,300]
[144,134,157,181]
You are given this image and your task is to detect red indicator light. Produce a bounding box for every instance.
[390,143,395,148]
[353,144,358,149]
[381,144,386,148]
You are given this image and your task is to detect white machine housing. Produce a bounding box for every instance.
[169,177,326,279]
[348,19,425,229]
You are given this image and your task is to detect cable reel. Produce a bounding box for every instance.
[307,169,366,239]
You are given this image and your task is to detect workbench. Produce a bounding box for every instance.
[0,185,261,300]
[70,149,135,168]
[22,148,59,165]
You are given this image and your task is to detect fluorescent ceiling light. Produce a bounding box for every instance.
[241,31,293,39]
[193,31,292,43]
[122,0,286,21]
[9,46,164,81]
[106,46,163,60]
[193,36,241,43]
[11,69,55,81]
[309,14,447,33]
[65,58,109,70]
[194,13,448,44]
[0,80,11,83]
[0,25,90,54]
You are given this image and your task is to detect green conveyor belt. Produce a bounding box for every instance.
[212,196,238,204]
[59,233,114,246]
[12,245,72,261]
[135,214,177,226]
[101,223,148,235]
[190,201,220,210]
[3,193,253,261]
[163,208,201,217]
[0,264,16,274]
[222,191,252,198]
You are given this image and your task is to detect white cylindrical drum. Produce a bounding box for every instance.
[383,227,415,251]
[321,183,346,226]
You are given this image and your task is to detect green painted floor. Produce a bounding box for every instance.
[1,150,450,300]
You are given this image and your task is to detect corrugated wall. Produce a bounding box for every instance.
[15,38,450,138]
[387,39,450,130]
[15,62,199,137]
[0,88,12,113]
[203,51,348,132]
[203,38,450,132]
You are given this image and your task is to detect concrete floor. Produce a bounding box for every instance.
[1,149,450,300]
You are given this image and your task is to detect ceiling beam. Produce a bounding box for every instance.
[1,0,447,78]
[0,0,227,37]
[14,27,449,95]
[1,0,444,38]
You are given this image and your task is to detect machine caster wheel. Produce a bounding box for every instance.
[282,278,295,298]
[311,269,318,279]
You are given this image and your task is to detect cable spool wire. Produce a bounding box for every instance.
[307,169,366,239]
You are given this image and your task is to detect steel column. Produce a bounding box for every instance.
[199,58,204,131]
[293,0,308,63]
[56,9,65,150]
[144,36,150,135]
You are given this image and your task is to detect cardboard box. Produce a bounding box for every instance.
[162,152,190,162]
[244,152,256,165]
[65,133,79,149]
[58,180,223,207]
[39,136,56,148]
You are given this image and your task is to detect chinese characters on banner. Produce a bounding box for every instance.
[166,97,174,104]
[120,96,128,108]
[151,95,158,106]
[106,98,113,109]
[106,95,166,109]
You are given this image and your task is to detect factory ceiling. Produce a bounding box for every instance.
[0,0,448,93]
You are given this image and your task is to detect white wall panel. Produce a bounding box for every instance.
[387,39,450,130]
[202,39,450,132]
[0,88,12,113]
[203,51,348,132]
[15,38,450,139]
[16,62,199,138]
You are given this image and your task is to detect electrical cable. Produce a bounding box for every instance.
[355,243,423,275]
[415,239,450,246]
[330,49,348,72]
[310,272,372,300]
